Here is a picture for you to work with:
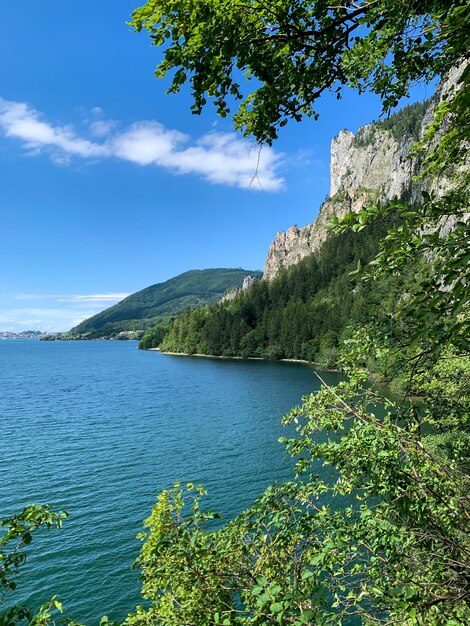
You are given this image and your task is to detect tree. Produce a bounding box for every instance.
[130,0,469,143]
[129,0,469,362]
[126,2,470,624]
[126,380,470,626]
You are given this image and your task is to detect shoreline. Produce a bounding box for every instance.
[149,350,402,394]
[148,347,336,370]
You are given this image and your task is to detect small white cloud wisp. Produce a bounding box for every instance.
[13,293,130,305]
[56,293,131,304]
[0,97,284,191]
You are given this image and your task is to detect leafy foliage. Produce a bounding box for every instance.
[125,382,470,625]
[130,0,469,143]
[413,347,470,470]
[333,190,470,356]
[0,505,67,626]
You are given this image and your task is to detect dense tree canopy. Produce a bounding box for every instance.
[130,0,470,143]
[69,269,259,340]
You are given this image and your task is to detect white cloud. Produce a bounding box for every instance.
[165,133,283,190]
[111,121,187,166]
[89,119,119,138]
[0,97,284,190]
[0,99,107,158]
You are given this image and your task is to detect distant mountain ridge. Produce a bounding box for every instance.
[69,268,261,339]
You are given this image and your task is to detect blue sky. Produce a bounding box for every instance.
[0,1,436,332]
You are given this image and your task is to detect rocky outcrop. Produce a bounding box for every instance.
[263,67,464,280]
[263,196,351,280]
[264,138,411,279]
[220,275,259,303]
[263,183,387,280]
[330,127,416,201]
[263,123,420,280]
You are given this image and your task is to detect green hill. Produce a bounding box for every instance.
[69,268,261,339]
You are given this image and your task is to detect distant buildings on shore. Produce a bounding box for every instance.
[0,330,50,339]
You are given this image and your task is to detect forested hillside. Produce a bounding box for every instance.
[69,268,260,339]
[140,96,434,358]
[148,217,411,370]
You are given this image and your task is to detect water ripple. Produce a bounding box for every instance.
[0,340,343,624]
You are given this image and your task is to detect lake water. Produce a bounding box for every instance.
[0,340,343,624]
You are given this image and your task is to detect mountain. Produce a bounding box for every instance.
[154,70,466,364]
[263,66,462,279]
[69,268,261,339]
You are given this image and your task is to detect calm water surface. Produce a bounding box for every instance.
[0,340,343,624]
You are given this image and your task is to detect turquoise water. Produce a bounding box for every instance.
[0,340,343,624]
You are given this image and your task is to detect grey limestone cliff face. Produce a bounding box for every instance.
[220,275,259,303]
[263,133,415,280]
[263,68,463,280]
[264,124,421,280]
[263,196,351,281]
[330,127,416,201]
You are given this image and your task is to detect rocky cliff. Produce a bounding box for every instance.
[263,68,462,280]
[220,274,260,303]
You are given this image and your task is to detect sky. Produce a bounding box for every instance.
[0,1,437,332]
